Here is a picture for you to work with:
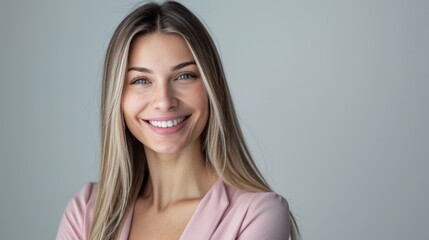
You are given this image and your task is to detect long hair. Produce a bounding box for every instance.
[90,1,299,239]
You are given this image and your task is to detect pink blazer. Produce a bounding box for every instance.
[57,179,291,239]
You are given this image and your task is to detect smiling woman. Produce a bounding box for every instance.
[56,1,299,240]
[123,33,209,155]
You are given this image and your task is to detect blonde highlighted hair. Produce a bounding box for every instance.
[90,1,299,239]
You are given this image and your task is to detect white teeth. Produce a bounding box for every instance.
[149,117,185,128]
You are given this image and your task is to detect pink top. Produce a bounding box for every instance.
[56,179,291,239]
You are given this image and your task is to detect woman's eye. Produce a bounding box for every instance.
[132,78,150,84]
[177,73,195,80]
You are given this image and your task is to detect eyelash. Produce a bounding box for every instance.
[177,73,197,80]
[130,73,197,85]
[131,78,150,85]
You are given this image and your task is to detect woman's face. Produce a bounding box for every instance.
[122,33,209,155]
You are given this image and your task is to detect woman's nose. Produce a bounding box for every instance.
[152,83,177,111]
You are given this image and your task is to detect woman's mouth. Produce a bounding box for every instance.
[146,116,189,128]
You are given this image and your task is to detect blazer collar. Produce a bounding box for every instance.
[120,202,134,240]
[119,178,229,240]
[180,178,229,239]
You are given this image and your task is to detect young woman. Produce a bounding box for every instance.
[57,1,299,239]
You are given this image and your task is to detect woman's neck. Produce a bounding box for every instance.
[142,143,217,210]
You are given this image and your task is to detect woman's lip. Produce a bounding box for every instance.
[143,115,189,134]
[143,115,190,121]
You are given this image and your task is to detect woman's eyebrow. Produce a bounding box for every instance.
[171,60,196,71]
[127,60,196,73]
[127,66,152,73]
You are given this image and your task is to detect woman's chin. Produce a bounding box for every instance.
[144,143,186,156]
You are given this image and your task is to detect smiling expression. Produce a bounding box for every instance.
[122,33,209,155]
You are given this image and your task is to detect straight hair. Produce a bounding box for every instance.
[90,1,300,239]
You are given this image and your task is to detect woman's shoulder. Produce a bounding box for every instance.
[224,182,289,211]
[56,182,97,240]
[222,183,291,239]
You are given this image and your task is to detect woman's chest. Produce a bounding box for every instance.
[127,199,201,240]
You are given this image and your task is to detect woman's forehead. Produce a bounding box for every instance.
[128,33,194,69]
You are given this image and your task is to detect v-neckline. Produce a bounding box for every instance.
[120,177,225,240]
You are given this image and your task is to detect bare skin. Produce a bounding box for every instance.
[124,32,218,239]
[128,152,217,239]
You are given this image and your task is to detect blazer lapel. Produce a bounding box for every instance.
[179,179,229,239]
[119,202,134,240]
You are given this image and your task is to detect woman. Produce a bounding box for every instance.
[57,1,299,239]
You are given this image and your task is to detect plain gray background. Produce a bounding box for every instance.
[1,0,428,239]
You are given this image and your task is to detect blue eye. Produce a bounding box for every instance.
[177,73,195,80]
[132,78,150,84]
